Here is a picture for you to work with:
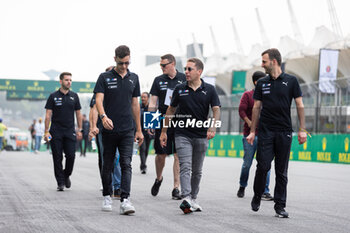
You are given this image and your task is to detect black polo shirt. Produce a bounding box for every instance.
[93,68,140,133]
[89,94,102,130]
[45,89,81,131]
[254,72,302,132]
[149,71,186,114]
[170,79,221,138]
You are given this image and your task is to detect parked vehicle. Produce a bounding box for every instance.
[3,127,29,151]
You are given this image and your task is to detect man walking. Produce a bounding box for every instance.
[237,71,273,201]
[139,92,152,174]
[34,117,45,153]
[44,72,82,191]
[94,45,143,215]
[149,54,185,199]
[160,58,221,214]
[247,48,307,218]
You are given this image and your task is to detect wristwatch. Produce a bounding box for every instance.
[100,113,106,120]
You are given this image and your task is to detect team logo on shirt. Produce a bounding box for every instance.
[202,90,207,95]
[282,81,288,86]
[143,110,162,129]
[179,89,189,96]
[70,97,74,101]
[129,79,134,84]
[262,83,271,87]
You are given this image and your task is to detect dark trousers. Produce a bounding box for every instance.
[253,130,292,209]
[139,135,151,171]
[96,133,103,178]
[102,131,134,200]
[80,136,90,155]
[50,129,76,186]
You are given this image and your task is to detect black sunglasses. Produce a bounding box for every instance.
[117,61,130,66]
[160,62,172,68]
[184,67,195,72]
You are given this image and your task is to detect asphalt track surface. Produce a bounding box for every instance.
[0,150,349,233]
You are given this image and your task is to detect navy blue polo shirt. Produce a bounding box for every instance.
[45,89,81,131]
[254,72,302,132]
[170,79,221,138]
[89,94,102,130]
[149,71,186,114]
[93,68,140,133]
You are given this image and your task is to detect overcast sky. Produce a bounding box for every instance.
[0,0,349,84]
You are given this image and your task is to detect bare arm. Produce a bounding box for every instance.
[44,109,52,141]
[131,97,144,146]
[207,106,220,140]
[295,96,307,144]
[147,95,159,135]
[88,105,99,140]
[75,109,83,140]
[160,106,177,148]
[96,92,113,130]
[75,110,82,130]
[246,100,262,145]
[148,95,158,112]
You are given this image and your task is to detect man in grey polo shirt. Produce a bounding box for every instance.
[160,58,221,214]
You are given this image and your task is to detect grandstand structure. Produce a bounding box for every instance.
[141,0,349,134]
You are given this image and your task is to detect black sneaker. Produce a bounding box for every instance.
[57,185,64,191]
[172,188,182,200]
[261,193,274,201]
[251,195,261,212]
[275,208,289,218]
[237,186,245,198]
[180,198,192,214]
[112,188,121,199]
[151,177,163,196]
[141,169,146,174]
[65,177,71,188]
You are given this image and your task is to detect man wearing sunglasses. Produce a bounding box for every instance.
[94,45,144,215]
[148,54,186,200]
[160,58,221,214]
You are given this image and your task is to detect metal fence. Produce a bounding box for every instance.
[217,77,350,134]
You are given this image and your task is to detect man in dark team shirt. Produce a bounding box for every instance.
[139,92,152,174]
[160,58,221,214]
[148,54,186,200]
[94,45,143,215]
[247,48,307,218]
[44,72,82,191]
[237,71,273,200]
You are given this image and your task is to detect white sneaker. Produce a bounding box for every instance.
[191,198,202,212]
[101,195,112,212]
[120,198,135,215]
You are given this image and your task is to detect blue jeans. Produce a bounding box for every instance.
[35,135,42,151]
[112,149,121,190]
[239,136,270,194]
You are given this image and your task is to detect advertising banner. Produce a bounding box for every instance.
[318,49,339,93]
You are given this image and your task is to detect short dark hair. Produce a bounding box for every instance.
[115,45,130,59]
[261,48,282,66]
[161,54,176,65]
[252,71,266,83]
[59,72,72,80]
[187,58,204,71]
[142,92,150,97]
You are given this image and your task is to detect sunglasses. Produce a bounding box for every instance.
[160,62,172,68]
[117,61,130,66]
[184,67,195,72]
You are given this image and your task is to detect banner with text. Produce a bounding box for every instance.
[318,49,339,93]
